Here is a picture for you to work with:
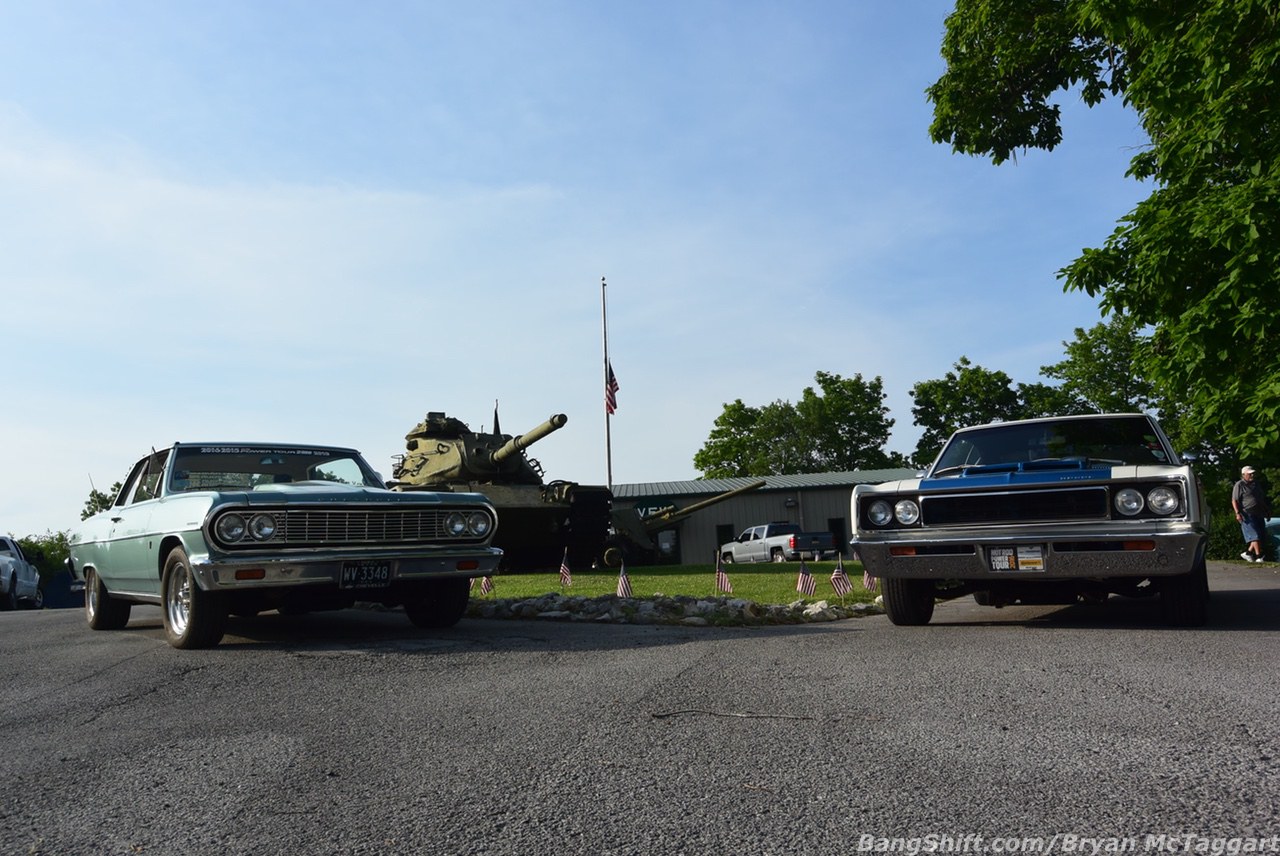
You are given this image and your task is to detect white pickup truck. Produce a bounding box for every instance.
[1,535,41,610]
[719,522,838,563]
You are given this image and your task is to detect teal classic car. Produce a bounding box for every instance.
[67,442,502,648]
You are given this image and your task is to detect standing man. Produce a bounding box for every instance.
[1232,466,1272,563]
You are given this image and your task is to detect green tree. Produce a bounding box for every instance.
[1041,315,1154,413]
[927,0,1280,460]
[82,481,122,520]
[1015,381,1089,419]
[693,399,769,478]
[795,372,907,472]
[694,372,904,477]
[909,357,1020,465]
[17,531,70,584]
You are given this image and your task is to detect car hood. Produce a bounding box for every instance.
[920,464,1182,491]
[863,463,1183,495]
[211,483,488,505]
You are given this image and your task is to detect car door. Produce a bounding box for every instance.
[17,547,39,600]
[743,526,766,563]
[105,449,169,595]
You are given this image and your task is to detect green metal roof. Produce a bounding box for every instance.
[611,469,918,499]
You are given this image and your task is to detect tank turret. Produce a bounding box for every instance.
[390,411,611,572]
[393,413,567,486]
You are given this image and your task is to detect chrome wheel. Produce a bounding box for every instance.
[85,568,131,630]
[165,559,193,639]
[161,547,227,649]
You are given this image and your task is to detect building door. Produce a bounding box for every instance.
[715,524,736,559]
[827,517,848,556]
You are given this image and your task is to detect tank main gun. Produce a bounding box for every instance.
[604,479,767,565]
[491,413,568,465]
[637,479,767,532]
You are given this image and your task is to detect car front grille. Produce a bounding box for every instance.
[210,506,491,549]
[274,509,462,544]
[921,487,1109,526]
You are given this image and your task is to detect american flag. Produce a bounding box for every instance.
[862,567,878,592]
[616,562,633,598]
[830,556,853,597]
[605,361,620,415]
[480,576,494,595]
[715,551,733,594]
[559,549,572,587]
[796,559,816,597]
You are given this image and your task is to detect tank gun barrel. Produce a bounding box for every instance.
[642,479,767,531]
[491,413,568,464]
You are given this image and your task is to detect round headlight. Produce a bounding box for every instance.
[249,513,277,540]
[216,513,246,543]
[1114,488,1145,516]
[868,500,894,527]
[445,512,467,536]
[467,511,491,536]
[1148,487,1180,515]
[895,499,921,526]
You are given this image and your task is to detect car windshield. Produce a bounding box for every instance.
[932,416,1172,474]
[167,445,382,493]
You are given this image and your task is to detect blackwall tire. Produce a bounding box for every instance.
[883,577,936,626]
[1160,559,1208,627]
[162,547,228,649]
[85,568,131,630]
[404,577,470,629]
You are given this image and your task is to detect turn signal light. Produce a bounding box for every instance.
[456,560,481,571]
[234,569,266,581]
[889,546,918,557]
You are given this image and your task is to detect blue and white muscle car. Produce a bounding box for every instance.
[67,442,502,648]
[852,414,1210,626]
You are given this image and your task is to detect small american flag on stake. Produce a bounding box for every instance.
[715,551,733,594]
[862,564,878,592]
[830,555,853,597]
[616,561,633,598]
[559,549,572,587]
[480,576,494,595]
[796,559,816,597]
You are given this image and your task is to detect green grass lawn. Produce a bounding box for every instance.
[473,561,880,606]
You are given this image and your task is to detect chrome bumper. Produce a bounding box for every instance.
[855,523,1207,580]
[188,546,503,591]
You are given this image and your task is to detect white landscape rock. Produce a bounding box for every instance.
[464,592,884,626]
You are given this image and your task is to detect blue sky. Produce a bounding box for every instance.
[2,1,1149,537]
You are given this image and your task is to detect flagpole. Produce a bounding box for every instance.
[601,275,613,491]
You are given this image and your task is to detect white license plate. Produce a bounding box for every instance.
[989,545,1045,572]
[339,561,392,589]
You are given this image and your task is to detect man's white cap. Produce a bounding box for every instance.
[1242,465,1256,474]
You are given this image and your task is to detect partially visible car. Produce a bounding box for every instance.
[67,442,502,648]
[0,535,42,610]
[852,413,1210,627]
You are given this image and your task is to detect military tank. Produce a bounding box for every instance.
[389,412,613,572]
[604,479,767,566]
